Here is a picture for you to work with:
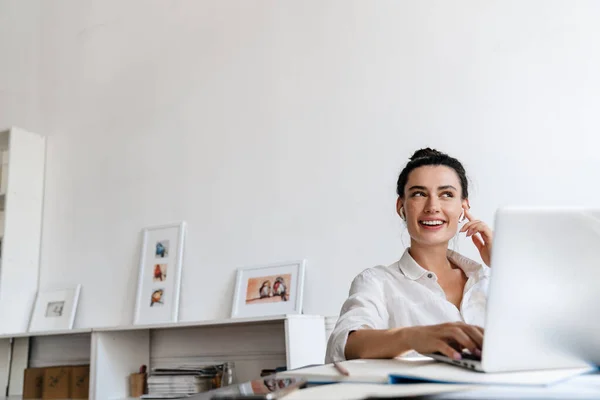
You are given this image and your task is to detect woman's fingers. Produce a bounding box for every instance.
[445,328,478,353]
[467,223,487,238]
[460,221,483,234]
[464,208,475,221]
[472,234,485,251]
[466,222,492,242]
[460,221,476,233]
[435,340,462,360]
[461,210,493,241]
[461,325,484,349]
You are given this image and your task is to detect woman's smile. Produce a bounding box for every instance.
[418,218,447,230]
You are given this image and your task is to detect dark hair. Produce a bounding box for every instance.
[396,148,468,199]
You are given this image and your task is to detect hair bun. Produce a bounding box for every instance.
[409,147,445,161]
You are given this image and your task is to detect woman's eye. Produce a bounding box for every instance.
[441,192,454,198]
[412,191,426,197]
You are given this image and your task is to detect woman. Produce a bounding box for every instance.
[325,148,493,363]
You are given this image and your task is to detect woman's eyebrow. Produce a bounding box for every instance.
[408,185,428,191]
[438,185,457,191]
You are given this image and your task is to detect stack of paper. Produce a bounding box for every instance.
[283,382,477,400]
[279,358,594,386]
[145,365,220,398]
[283,375,600,400]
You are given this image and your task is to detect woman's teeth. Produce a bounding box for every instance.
[420,220,444,226]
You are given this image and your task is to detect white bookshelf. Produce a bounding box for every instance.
[1,314,326,399]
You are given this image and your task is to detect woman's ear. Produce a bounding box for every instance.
[460,199,471,222]
[396,198,404,219]
[462,198,471,211]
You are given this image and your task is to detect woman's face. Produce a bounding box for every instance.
[397,165,468,246]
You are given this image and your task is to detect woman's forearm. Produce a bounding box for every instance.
[344,327,413,359]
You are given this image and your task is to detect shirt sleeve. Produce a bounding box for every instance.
[325,268,390,363]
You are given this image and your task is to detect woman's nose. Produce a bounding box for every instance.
[424,196,441,213]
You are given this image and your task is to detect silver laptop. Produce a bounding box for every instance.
[428,207,599,373]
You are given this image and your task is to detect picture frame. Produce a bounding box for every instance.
[231,260,306,318]
[134,221,186,325]
[28,285,81,332]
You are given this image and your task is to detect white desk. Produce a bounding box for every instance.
[284,372,600,399]
[194,370,600,399]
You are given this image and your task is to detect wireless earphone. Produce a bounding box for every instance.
[400,207,406,221]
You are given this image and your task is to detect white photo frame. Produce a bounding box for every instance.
[231,260,306,318]
[134,222,186,325]
[28,285,81,332]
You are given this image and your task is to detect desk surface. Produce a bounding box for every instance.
[192,370,600,400]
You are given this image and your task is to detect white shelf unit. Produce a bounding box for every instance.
[0,315,326,399]
[0,127,46,335]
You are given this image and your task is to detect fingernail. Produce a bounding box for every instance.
[453,352,462,360]
[474,349,482,356]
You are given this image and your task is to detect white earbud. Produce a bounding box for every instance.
[400,207,406,221]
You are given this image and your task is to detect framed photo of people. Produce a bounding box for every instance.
[134,222,186,325]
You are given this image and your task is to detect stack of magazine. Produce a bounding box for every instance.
[143,364,226,398]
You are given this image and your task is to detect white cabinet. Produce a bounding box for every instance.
[0,127,46,335]
[0,314,326,399]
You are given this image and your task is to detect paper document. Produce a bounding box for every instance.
[432,373,600,399]
[284,382,476,400]
[279,358,433,383]
[280,358,594,386]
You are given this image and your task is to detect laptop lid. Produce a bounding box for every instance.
[481,207,596,372]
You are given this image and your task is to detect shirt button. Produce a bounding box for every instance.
[427,273,433,279]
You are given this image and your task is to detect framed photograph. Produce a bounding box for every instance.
[28,285,81,332]
[134,222,186,325]
[231,260,306,318]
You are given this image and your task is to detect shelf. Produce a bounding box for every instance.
[0,328,92,339]
[0,314,326,399]
[94,314,323,332]
[0,315,323,339]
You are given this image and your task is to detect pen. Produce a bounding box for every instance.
[333,362,350,376]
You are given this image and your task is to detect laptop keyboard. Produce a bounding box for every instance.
[460,351,482,361]
[432,351,482,361]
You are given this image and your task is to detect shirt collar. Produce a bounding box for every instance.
[397,248,483,280]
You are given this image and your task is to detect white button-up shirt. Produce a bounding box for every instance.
[325,248,490,363]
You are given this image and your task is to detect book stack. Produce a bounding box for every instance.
[144,364,225,398]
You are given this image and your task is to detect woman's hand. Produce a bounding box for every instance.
[401,322,484,360]
[460,208,493,267]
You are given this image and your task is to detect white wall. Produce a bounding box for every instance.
[0,0,41,128]
[2,0,600,329]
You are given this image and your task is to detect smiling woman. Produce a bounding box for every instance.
[325,148,494,363]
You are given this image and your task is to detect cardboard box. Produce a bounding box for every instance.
[70,365,90,399]
[23,367,45,399]
[129,372,146,397]
[23,364,90,399]
[42,366,70,400]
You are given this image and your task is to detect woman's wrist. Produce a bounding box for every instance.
[393,326,415,356]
